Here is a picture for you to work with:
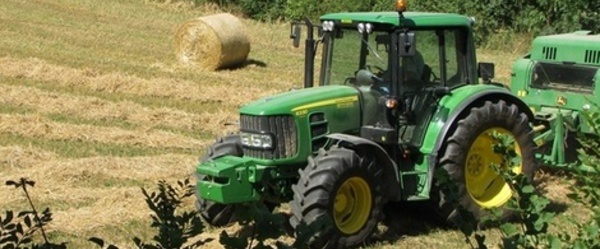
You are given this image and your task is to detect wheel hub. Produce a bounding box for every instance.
[333,177,372,235]
[466,153,484,177]
[465,128,522,208]
[335,193,348,212]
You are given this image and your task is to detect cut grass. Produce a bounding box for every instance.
[0,133,200,158]
[1,77,234,118]
[0,0,586,248]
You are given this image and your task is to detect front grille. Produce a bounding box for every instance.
[240,115,298,159]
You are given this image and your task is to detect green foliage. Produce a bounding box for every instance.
[3,177,317,249]
[438,132,556,248]
[285,0,389,20]
[90,178,212,249]
[410,0,599,45]
[1,178,66,249]
[238,0,287,21]
[434,166,490,249]
[489,132,556,249]
[444,112,600,249]
[202,0,598,45]
[556,106,600,248]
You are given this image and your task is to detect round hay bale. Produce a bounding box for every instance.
[174,13,251,70]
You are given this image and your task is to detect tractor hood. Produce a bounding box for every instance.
[240,85,361,116]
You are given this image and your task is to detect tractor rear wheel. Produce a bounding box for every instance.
[437,100,536,222]
[195,134,243,227]
[289,146,383,249]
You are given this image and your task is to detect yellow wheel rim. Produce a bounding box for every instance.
[333,177,372,235]
[465,128,522,208]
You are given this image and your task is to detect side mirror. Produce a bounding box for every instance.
[290,24,301,48]
[478,62,495,82]
[399,31,416,57]
[376,34,390,51]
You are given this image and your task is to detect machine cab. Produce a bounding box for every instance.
[313,11,478,145]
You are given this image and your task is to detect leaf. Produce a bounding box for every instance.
[4,223,16,231]
[20,237,32,244]
[0,234,17,245]
[15,223,23,236]
[24,216,32,228]
[23,178,35,187]
[500,223,519,237]
[586,224,599,237]
[18,211,33,217]
[5,180,19,188]
[521,185,535,194]
[2,211,14,225]
[547,234,561,249]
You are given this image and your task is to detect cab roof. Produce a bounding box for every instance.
[531,31,600,65]
[320,11,473,28]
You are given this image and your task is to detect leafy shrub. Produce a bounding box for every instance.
[1,178,66,249]
[442,106,600,248]
[436,132,556,249]
[90,178,211,249]
[557,107,600,248]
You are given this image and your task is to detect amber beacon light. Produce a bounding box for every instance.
[395,0,407,12]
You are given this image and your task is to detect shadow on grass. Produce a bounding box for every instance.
[224,58,267,70]
[370,201,452,245]
[369,197,570,246]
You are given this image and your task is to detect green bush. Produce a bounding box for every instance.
[1,178,66,249]
[204,0,599,45]
[410,0,599,45]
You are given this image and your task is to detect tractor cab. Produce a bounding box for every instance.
[291,7,485,147]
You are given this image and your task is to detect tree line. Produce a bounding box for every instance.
[202,0,599,44]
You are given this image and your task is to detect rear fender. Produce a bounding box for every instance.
[327,133,402,201]
[424,88,534,186]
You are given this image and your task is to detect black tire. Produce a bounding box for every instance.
[435,100,536,222]
[195,134,242,227]
[289,146,383,249]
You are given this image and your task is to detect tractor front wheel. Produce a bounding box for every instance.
[289,146,383,248]
[437,100,536,221]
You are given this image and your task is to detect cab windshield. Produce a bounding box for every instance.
[319,27,469,90]
[321,29,389,85]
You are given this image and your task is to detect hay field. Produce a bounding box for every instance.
[0,0,581,248]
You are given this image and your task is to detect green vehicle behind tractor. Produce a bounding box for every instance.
[511,30,600,170]
[195,1,598,248]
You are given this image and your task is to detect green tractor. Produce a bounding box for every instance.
[511,30,600,170]
[195,2,537,248]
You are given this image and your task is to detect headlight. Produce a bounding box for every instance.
[322,21,335,32]
[240,132,274,149]
[357,23,365,34]
[365,23,374,34]
[357,23,374,34]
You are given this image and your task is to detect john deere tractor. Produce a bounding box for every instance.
[511,30,600,171]
[195,1,537,248]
